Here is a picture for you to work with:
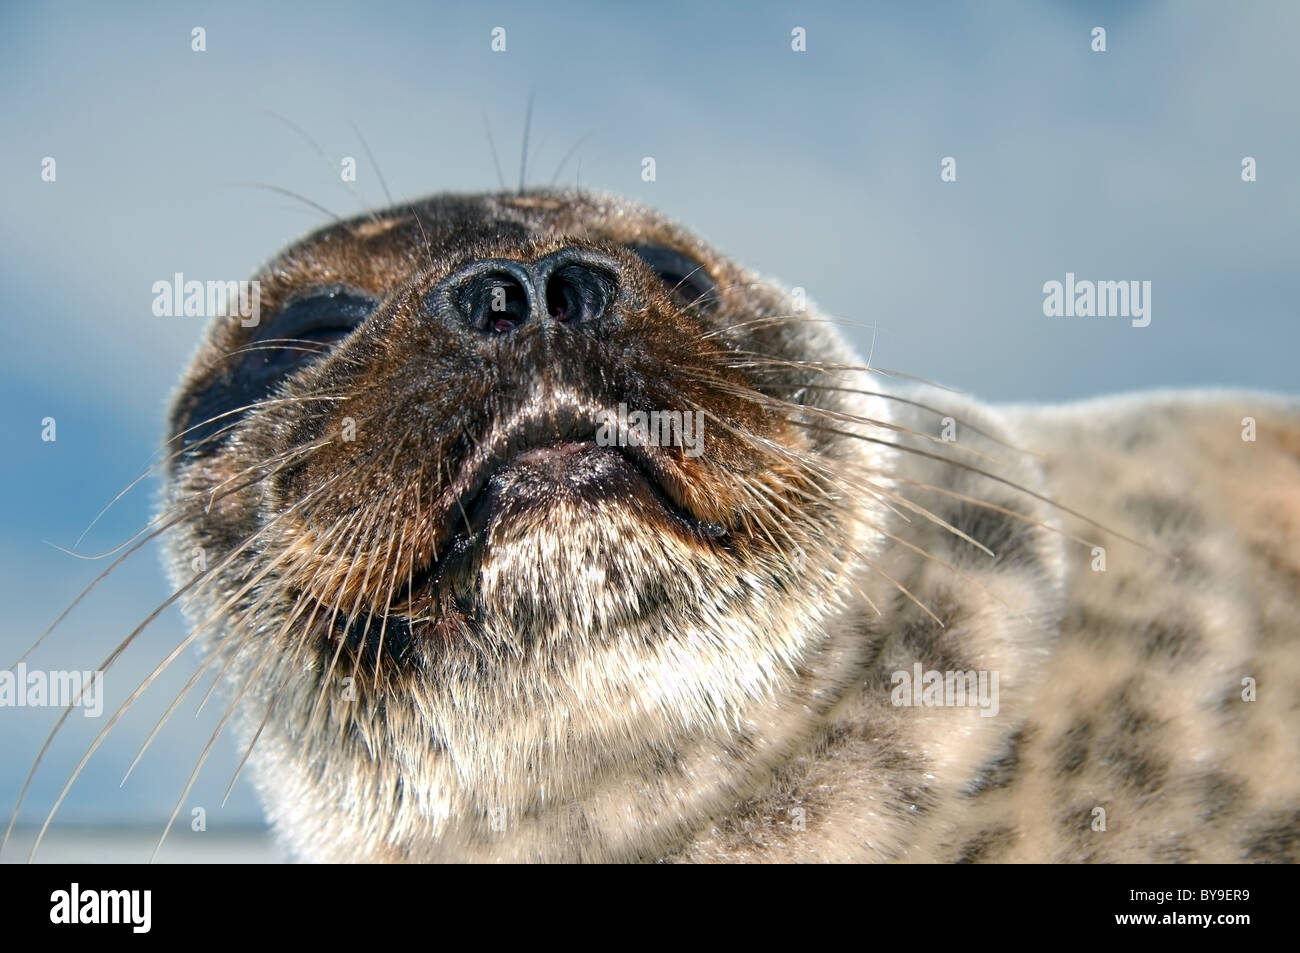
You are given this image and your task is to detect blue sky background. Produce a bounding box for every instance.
[1,0,1296,843]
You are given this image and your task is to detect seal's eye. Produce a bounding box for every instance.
[626,243,719,312]
[248,287,378,375]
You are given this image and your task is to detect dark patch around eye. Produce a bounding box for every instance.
[245,287,377,376]
[175,286,377,456]
[626,243,719,311]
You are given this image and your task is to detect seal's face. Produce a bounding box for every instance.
[164,190,889,860]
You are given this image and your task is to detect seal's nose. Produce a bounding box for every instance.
[440,248,619,335]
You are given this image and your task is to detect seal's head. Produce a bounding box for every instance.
[164,189,894,861]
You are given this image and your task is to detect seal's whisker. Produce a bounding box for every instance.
[223,342,346,360]
[11,460,357,861]
[893,476,1101,551]
[374,459,424,692]
[341,429,421,719]
[220,677,287,808]
[687,365,1160,558]
[328,503,395,744]
[550,129,598,186]
[345,515,406,713]
[713,472,796,554]
[151,632,284,863]
[13,519,186,670]
[21,628,205,864]
[723,418,1098,560]
[65,387,355,564]
[711,352,966,394]
[691,407,911,525]
[875,526,1033,621]
[224,181,342,222]
[697,311,895,344]
[220,505,376,808]
[303,503,388,738]
[200,438,335,507]
[159,499,361,843]
[9,436,342,672]
[168,392,351,451]
[697,368,1031,460]
[481,112,506,192]
[718,462,946,623]
[789,417,1014,474]
[405,196,440,275]
[867,558,944,626]
[257,109,371,214]
[191,534,347,719]
[122,538,325,785]
[693,372,1018,470]
[350,122,394,208]
[517,90,535,194]
[846,432,1168,558]
[797,383,1037,456]
[702,410,997,558]
[213,341,368,376]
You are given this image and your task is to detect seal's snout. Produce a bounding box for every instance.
[431,247,620,335]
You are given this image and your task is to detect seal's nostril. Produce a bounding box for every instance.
[457,272,530,334]
[544,263,616,325]
[546,272,578,322]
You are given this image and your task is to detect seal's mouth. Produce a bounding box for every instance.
[304,398,725,660]
[427,397,713,560]
[461,439,707,540]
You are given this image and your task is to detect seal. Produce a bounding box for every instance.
[154,189,1299,862]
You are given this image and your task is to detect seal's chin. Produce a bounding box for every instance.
[460,439,721,643]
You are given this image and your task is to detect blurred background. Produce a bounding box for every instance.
[1,0,1296,861]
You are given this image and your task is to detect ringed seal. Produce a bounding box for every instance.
[155,189,1300,862]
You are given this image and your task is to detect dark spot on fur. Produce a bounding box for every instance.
[1062,604,1127,647]
[1241,809,1300,863]
[1057,718,1093,775]
[1216,669,1256,714]
[1138,617,1204,662]
[964,727,1028,796]
[1121,423,1159,451]
[1245,537,1300,618]
[955,825,1017,863]
[1123,494,1205,535]
[1099,683,1170,794]
[1058,803,1102,841]
[1153,835,1196,863]
[943,502,1042,572]
[897,591,972,674]
[1197,771,1247,823]
[1064,605,1203,664]
[647,746,686,780]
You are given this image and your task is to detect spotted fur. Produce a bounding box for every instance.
[153,190,1298,863]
